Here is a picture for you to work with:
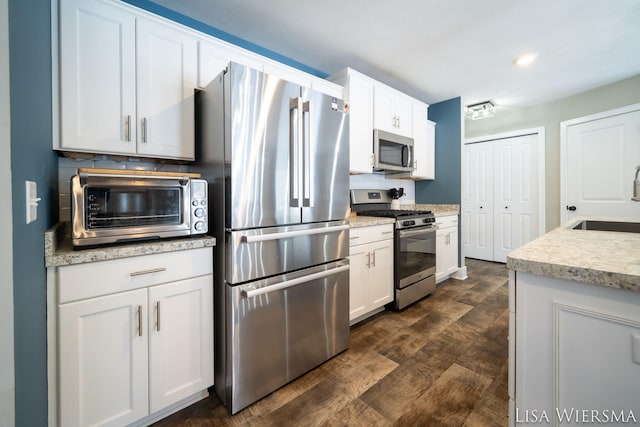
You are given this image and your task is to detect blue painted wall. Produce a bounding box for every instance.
[415,97,461,204]
[9,0,57,424]
[415,97,462,264]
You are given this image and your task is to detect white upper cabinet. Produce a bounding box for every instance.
[373,83,413,137]
[58,0,198,160]
[136,18,197,160]
[328,68,374,174]
[410,100,435,180]
[59,0,137,155]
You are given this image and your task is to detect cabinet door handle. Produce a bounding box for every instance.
[129,267,166,277]
[141,117,148,143]
[366,252,371,268]
[156,301,160,331]
[371,250,376,267]
[137,305,142,337]
[125,115,131,142]
[382,231,393,235]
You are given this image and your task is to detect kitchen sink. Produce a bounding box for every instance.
[573,220,640,233]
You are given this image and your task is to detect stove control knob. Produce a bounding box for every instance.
[403,220,415,226]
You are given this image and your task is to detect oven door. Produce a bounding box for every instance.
[396,225,436,288]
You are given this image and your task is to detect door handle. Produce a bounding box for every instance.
[290,97,302,207]
[241,265,349,298]
[566,205,577,211]
[366,252,371,268]
[371,250,376,267]
[124,115,131,142]
[141,117,148,143]
[302,100,312,207]
[137,305,142,337]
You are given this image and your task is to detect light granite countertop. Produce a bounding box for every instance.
[45,222,216,267]
[507,216,640,293]
[349,204,460,228]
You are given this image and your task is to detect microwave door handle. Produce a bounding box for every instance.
[302,100,312,207]
[402,145,410,168]
[241,264,349,298]
[290,97,302,207]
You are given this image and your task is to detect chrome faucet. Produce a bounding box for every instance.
[633,165,640,201]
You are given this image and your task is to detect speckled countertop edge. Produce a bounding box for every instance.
[507,216,640,292]
[45,222,216,267]
[349,204,459,228]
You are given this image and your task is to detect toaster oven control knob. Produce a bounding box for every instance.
[195,221,206,232]
[402,220,415,226]
[200,200,207,206]
[194,208,205,218]
[192,200,199,206]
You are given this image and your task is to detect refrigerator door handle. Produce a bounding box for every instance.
[289,97,303,207]
[302,100,312,207]
[241,264,349,298]
[241,224,349,243]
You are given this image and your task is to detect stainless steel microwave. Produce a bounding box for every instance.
[373,129,414,173]
[71,168,208,247]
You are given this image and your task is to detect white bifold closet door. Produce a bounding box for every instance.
[463,133,541,263]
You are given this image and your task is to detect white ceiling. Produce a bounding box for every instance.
[150,0,640,107]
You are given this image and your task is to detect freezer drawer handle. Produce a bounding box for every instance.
[241,264,350,298]
[241,224,349,243]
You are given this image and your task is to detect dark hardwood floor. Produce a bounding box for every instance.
[154,258,509,427]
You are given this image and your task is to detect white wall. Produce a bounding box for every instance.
[0,0,15,424]
[349,174,416,205]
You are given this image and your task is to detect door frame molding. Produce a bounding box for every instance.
[463,126,546,259]
[560,103,640,223]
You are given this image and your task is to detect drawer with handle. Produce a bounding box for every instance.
[349,223,394,246]
[57,247,213,303]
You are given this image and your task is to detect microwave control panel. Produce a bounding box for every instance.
[190,179,208,234]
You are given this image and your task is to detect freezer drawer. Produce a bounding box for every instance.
[224,260,350,414]
[226,221,349,284]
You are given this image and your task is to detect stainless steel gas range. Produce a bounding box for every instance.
[351,189,436,310]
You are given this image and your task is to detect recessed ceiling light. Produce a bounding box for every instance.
[513,53,538,66]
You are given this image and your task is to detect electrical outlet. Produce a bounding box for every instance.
[25,180,41,224]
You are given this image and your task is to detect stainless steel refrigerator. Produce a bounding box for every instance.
[196,63,350,414]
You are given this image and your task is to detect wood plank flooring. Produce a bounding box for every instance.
[153,258,509,427]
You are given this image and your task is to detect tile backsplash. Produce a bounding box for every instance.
[57,156,193,222]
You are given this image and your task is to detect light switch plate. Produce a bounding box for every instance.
[25,180,40,224]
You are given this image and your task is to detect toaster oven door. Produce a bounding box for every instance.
[71,175,191,246]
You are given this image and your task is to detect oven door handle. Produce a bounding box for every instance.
[398,226,436,238]
[241,265,350,298]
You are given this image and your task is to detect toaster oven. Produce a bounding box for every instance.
[71,168,208,247]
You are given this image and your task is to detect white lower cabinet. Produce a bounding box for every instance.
[349,224,394,323]
[510,271,640,427]
[436,215,459,283]
[52,247,213,427]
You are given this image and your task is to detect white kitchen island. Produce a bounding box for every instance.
[507,217,640,426]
